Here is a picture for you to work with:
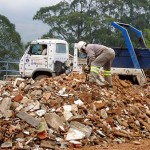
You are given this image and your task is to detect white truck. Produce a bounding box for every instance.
[19,38,71,80]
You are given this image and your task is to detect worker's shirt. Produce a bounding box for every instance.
[85,44,109,66]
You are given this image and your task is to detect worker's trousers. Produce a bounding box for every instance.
[90,48,115,86]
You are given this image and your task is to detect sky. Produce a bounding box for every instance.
[0,0,62,43]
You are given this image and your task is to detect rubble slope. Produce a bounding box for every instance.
[0,72,150,149]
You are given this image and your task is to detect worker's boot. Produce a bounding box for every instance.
[89,72,106,86]
[104,76,112,87]
[89,72,97,83]
[97,74,109,86]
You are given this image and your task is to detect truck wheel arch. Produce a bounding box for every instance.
[32,69,53,80]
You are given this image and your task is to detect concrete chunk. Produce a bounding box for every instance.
[16,111,40,128]
[100,109,108,119]
[0,97,11,114]
[66,128,85,141]
[44,113,64,130]
[63,110,73,121]
[40,140,56,149]
[1,141,12,148]
[70,121,92,138]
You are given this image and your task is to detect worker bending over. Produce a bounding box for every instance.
[77,41,115,87]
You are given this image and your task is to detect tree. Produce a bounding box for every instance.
[33,0,112,54]
[0,14,23,61]
[144,29,150,48]
[33,0,150,49]
[0,14,24,78]
[99,0,150,47]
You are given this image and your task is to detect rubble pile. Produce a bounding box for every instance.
[0,72,150,149]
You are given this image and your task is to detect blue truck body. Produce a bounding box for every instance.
[111,22,150,71]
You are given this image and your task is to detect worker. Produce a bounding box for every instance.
[41,44,47,55]
[76,41,115,87]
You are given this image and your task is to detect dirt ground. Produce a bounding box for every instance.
[67,139,150,150]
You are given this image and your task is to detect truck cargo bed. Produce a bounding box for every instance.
[112,47,150,70]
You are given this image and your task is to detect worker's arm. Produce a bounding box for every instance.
[87,50,95,67]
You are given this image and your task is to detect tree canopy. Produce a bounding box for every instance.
[0,14,24,78]
[34,0,150,48]
[0,14,23,61]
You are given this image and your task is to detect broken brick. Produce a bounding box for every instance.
[12,94,23,102]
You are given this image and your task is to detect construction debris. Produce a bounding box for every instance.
[0,72,149,149]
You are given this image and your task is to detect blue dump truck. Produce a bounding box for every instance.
[111,22,150,85]
[73,22,150,85]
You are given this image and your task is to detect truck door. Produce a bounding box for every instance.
[53,43,69,62]
[23,44,48,77]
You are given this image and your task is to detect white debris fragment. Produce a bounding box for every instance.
[63,110,73,121]
[58,87,66,95]
[74,99,84,106]
[66,128,85,141]
[23,130,30,135]
[13,78,25,87]
[97,130,106,137]
[36,110,46,117]
[63,105,72,111]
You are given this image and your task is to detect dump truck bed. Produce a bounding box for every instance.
[112,47,150,70]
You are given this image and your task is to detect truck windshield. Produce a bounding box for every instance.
[56,43,66,53]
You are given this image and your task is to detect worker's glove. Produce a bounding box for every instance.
[85,65,90,70]
[84,65,90,74]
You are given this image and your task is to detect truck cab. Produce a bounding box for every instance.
[19,38,69,80]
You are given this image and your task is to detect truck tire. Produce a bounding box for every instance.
[34,75,49,81]
[54,61,66,75]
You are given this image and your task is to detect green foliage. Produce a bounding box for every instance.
[144,29,150,48]
[0,14,23,61]
[33,0,150,49]
[0,14,24,78]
